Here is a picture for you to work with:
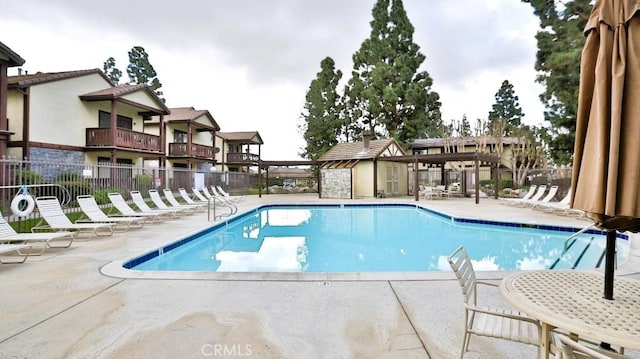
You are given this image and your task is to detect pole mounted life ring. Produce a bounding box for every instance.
[11,185,35,217]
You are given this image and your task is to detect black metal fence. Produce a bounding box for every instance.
[409,166,572,199]
[0,157,256,223]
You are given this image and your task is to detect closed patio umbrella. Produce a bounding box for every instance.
[571,0,640,300]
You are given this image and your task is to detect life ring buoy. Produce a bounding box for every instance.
[11,194,35,217]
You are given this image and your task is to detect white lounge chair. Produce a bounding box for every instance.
[107,192,167,223]
[201,187,216,200]
[533,189,570,212]
[520,185,559,208]
[130,191,183,218]
[76,195,145,231]
[508,185,548,207]
[533,190,585,217]
[0,243,32,264]
[0,213,74,255]
[211,186,238,204]
[214,185,243,203]
[501,185,537,205]
[203,187,237,215]
[174,188,207,211]
[192,187,212,203]
[156,189,199,214]
[448,246,541,358]
[33,196,114,240]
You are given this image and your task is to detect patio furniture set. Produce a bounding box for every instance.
[448,245,639,358]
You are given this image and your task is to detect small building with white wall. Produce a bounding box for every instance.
[318,132,408,199]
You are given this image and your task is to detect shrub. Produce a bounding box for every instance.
[12,169,45,197]
[93,188,122,205]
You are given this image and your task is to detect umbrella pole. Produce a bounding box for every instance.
[604,230,616,300]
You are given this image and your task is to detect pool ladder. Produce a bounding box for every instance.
[562,223,596,253]
[551,223,604,269]
[207,196,238,221]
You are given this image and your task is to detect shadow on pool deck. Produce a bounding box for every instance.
[1,194,639,358]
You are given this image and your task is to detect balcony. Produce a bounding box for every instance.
[86,128,161,152]
[227,152,260,164]
[168,142,214,159]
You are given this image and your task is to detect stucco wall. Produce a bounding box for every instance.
[354,161,374,198]
[27,74,112,147]
[320,168,351,199]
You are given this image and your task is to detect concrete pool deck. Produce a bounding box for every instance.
[2,194,639,358]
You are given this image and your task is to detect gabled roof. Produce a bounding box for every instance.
[148,106,220,130]
[0,41,25,67]
[80,83,170,115]
[318,138,405,161]
[218,131,263,145]
[80,83,146,99]
[8,68,112,87]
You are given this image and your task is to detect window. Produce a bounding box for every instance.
[174,130,187,143]
[97,157,133,180]
[99,111,133,129]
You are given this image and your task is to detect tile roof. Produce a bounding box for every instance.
[318,138,398,161]
[218,131,263,144]
[0,41,25,67]
[80,83,170,115]
[148,107,220,130]
[80,83,147,99]
[8,68,111,87]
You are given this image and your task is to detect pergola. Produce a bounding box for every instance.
[258,152,501,204]
[389,152,502,204]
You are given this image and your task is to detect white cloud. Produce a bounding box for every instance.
[0,0,547,160]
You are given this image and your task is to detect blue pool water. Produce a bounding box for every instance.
[126,204,623,273]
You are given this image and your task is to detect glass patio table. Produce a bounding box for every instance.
[499,270,640,359]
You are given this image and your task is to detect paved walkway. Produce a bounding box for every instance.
[1,194,639,358]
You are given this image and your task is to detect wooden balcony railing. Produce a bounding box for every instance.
[86,128,161,152]
[168,143,214,159]
[227,152,260,164]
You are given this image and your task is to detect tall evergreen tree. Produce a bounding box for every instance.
[522,0,591,164]
[344,0,442,144]
[126,46,164,99]
[459,115,472,137]
[298,57,343,160]
[487,80,524,137]
[103,57,122,85]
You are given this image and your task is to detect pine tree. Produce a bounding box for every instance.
[298,57,343,160]
[459,115,472,137]
[344,0,441,144]
[487,80,524,137]
[522,0,591,164]
[126,46,164,99]
[103,57,122,85]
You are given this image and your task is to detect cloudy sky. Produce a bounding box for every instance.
[1,0,545,160]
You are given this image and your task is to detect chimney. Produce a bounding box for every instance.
[363,130,371,150]
[17,68,22,76]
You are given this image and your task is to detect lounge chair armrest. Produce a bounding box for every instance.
[465,304,541,326]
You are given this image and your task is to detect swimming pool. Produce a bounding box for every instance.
[121,204,626,275]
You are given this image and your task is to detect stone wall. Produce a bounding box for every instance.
[29,147,84,163]
[320,168,351,199]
